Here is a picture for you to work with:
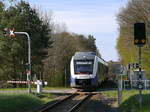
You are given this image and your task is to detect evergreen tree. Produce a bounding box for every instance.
[0,1,52,83]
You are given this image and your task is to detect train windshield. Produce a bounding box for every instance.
[74,60,94,74]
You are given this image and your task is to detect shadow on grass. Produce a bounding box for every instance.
[120,94,150,112]
[0,94,43,112]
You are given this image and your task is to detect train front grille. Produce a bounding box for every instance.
[75,79,91,86]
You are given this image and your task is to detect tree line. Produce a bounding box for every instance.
[117,0,150,77]
[0,0,99,87]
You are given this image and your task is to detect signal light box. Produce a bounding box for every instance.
[134,23,146,46]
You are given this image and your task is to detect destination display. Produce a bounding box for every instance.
[76,61,93,65]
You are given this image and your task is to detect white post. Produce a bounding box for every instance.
[36,80,42,93]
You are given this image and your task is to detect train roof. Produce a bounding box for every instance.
[74,52,96,60]
[73,52,108,66]
[98,58,108,66]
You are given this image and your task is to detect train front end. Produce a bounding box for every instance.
[70,52,98,89]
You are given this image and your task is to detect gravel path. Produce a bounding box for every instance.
[79,94,118,112]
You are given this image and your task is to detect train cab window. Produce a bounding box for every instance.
[74,60,94,74]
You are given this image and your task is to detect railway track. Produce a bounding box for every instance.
[37,93,93,112]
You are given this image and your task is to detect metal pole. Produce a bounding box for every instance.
[118,74,122,106]
[65,68,66,87]
[14,32,31,93]
[139,46,142,111]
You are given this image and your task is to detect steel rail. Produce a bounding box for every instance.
[67,94,92,112]
[38,93,77,112]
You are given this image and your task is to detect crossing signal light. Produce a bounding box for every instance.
[2,28,16,37]
[9,28,16,37]
[3,28,9,37]
[134,23,146,46]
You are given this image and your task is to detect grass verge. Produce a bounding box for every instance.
[101,90,117,98]
[101,90,118,107]
[101,89,150,112]
[0,87,70,91]
[0,92,57,112]
[34,93,57,103]
[120,90,150,112]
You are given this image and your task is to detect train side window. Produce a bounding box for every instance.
[97,62,101,77]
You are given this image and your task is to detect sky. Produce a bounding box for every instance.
[26,0,129,61]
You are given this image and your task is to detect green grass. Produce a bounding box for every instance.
[0,92,58,112]
[102,90,118,98]
[0,86,71,112]
[0,87,36,91]
[101,90,118,107]
[120,90,150,112]
[0,87,70,91]
[101,90,150,112]
[34,93,57,103]
[0,93,44,112]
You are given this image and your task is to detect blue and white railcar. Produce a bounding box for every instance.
[70,52,108,89]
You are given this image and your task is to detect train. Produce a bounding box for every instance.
[70,52,108,89]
